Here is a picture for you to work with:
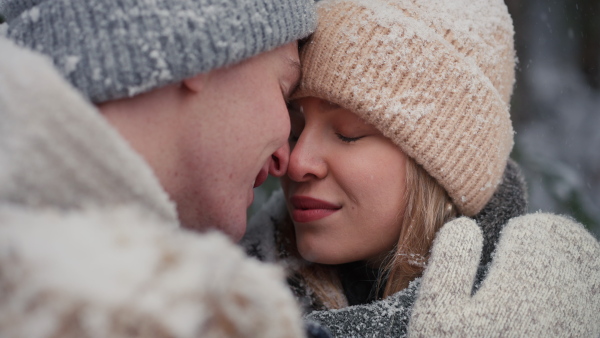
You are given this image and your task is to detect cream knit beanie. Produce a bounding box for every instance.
[294,0,516,216]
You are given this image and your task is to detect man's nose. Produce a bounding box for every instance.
[268,143,290,177]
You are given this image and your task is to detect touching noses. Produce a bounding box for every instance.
[268,143,289,177]
[286,132,327,182]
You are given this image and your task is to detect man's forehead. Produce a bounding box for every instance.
[284,56,302,80]
[272,42,300,77]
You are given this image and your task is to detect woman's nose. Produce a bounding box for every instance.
[286,134,327,182]
[268,143,289,177]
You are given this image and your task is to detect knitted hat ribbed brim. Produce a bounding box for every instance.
[1,0,316,103]
[294,0,516,216]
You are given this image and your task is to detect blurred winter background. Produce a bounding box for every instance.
[251,0,600,237]
[1,0,597,236]
[506,0,599,236]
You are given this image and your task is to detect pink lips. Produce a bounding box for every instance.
[254,167,268,188]
[290,196,341,223]
[249,165,269,208]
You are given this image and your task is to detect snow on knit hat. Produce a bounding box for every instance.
[0,0,316,103]
[293,0,516,216]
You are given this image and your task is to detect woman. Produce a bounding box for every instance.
[243,0,600,336]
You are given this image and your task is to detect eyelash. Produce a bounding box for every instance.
[289,133,362,144]
[336,133,363,143]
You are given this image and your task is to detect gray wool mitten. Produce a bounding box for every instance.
[408,214,600,337]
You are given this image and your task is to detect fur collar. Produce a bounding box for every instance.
[0,37,176,223]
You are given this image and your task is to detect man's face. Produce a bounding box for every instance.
[102,42,300,241]
[172,42,299,240]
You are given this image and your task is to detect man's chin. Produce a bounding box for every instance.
[180,222,246,242]
[210,216,247,243]
[224,220,246,243]
[179,213,246,242]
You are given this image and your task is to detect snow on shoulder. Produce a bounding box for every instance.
[0,205,305,338]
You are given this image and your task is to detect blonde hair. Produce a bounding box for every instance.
[279,157,457,310]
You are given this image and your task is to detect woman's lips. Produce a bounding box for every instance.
[290,196,341,223]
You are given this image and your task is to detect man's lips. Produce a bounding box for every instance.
[248,165,269,208]
[253,166,269,188]
[289,196,341,223]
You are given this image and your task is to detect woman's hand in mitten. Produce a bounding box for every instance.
[408,214,600,337]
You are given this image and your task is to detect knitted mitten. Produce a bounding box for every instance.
[408,214,600,337]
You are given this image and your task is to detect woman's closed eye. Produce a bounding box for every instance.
[336,132,364,143]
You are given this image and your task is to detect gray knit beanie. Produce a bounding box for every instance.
[0,0,316,103]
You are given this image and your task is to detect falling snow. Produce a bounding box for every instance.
[28,7,40,23]
[62,56,80,75]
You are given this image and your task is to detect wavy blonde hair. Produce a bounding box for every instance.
[279,157,457,309]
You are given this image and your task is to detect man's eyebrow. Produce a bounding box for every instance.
[283,57,302,97]
[286,57,302,78]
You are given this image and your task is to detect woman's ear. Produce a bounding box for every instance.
[182,73,208,93]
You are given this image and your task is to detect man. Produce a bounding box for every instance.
[1,0,314,240]
[0,0,320,336]
[96,41,298,241]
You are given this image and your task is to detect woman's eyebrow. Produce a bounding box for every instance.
[319,99,341,112]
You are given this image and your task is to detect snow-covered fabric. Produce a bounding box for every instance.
[409,214,600,337]
[306,280,419,337]
[0,0,316,103]
[0,37,307,338]
[0,206,306,338]
[245,158,600,336]
[293,0,516,216]
[0,37,176,220]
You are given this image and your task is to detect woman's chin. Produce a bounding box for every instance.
[298,242,349,265]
